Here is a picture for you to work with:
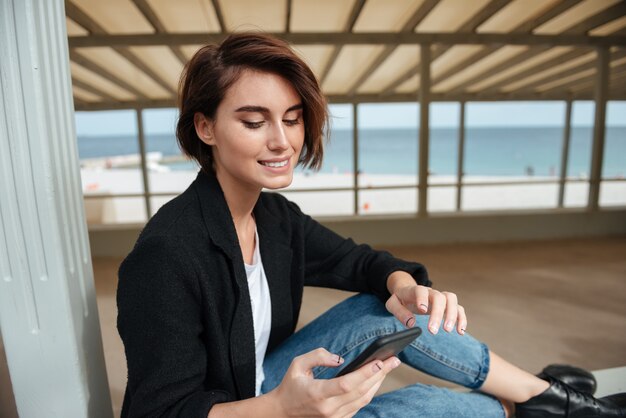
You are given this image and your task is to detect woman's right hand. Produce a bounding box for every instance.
[270,347,401,417]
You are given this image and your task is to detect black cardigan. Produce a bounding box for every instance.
[117,170,430,417]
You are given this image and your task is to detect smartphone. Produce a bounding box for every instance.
[335,327,422,377]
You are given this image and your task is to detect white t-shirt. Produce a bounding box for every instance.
[244,228,272,396]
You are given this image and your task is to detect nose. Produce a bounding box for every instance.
[267,122,289,151]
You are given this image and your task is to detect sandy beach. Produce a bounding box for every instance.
[80,168,626,224]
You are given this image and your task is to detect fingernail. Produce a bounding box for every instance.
[405,317,415,328]
[392,358,401,368]
[336,355,344,364]
[373,361,383,372]
[445,321,453,331]
[429,323,439,334]
[460,328,466,335]
[419,303,428,312]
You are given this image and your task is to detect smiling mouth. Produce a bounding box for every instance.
[259,160,289,168]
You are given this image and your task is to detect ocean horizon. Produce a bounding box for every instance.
[77,126,626,178]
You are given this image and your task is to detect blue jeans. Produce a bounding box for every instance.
[261,294,506,417]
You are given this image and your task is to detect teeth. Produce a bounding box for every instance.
[261,160,288,168]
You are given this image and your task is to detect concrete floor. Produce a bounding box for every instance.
[2,237,625,416]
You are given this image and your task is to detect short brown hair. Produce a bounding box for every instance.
[176,32,328,172]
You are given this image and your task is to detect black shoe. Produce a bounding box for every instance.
[516,377,626,418]
[538,364,597,395]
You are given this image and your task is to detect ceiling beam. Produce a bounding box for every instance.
[564,1,626,35]
[285,0,292,33]
[72,89,626,111]
[67,31,626,49]
[70,50,150,100]
[503,49,626,95]
[319,0,366,85]
[538,61,626,95]
[65,0,176,95]
[379,0,586,95]
[210,0,226,32]
[72,78,121,102]
[436,2,626,94]
[345,0,440,95]
[132,0,189,66]
[479,48,591,94]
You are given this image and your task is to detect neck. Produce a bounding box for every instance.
[213,167,260,230]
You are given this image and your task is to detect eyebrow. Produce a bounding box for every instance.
[234,103,303,114]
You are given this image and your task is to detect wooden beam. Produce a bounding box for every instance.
[588,47,609,211]
[538,61,626,95]
[72,88,626,111]
[558,100,572,208]
[381,0,585,94]
[429,0,513,64]
[418,45,431,216]
[345,0,439,95]
[72,78,121,102]
[479,48,590,94]
[513,0,585,33]
[66,0,176,95]
[70,50,150,100]
[285,0,292,33]
[319,0,366,85]
[444,46,552,94]
[67,32,626,48]
[435,2,626,94]
[505,50,626,95]
[132,0,189,66]
[210,0,226,32]
[565,2,626,35]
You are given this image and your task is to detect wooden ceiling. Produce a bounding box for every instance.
[65,0,626,110]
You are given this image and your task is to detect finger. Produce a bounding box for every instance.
[385,293,416,328]
[326,355,400,399]
[333,357,400,415]
[414,285,430,314]
[457,305,467,335]
[292,347,344,375]
[442,292,458,333]
[427,290,446,334]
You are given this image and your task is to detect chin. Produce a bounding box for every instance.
[263,175,293,190]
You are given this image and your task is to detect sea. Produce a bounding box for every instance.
[77,127,626,178]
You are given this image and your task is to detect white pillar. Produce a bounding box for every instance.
[0,0,113,416]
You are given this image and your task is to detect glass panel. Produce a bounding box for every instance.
[568,101,594,179]
[75,110,144,225]
[563,181,589,208]
[428,185,457,212]
[143,108,199,195]
[358,188,417,215]
[599,181,626,207]
[357,103,418,187]
[429,102,459,183]
[83,196,147,225]
[603,101,626,179]
[279,190,353,216]
[465,102,565,180]
[461,183,559,211]
[286,104,355,198]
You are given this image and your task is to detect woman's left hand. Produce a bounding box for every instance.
[385,271,467,336]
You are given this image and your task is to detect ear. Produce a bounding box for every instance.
[193,112,215,146]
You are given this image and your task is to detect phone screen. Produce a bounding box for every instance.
[336,327,422,377]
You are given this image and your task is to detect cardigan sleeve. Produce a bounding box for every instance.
[287,201,431,302]
[117,235,233,417]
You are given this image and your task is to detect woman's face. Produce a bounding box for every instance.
[196,70,305,192]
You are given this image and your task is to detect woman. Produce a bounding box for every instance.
[117,33,625,417]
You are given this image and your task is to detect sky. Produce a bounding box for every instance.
[75,101,625,136]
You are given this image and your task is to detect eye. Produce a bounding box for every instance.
[242,120,264,129]
[283,118,301,126]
